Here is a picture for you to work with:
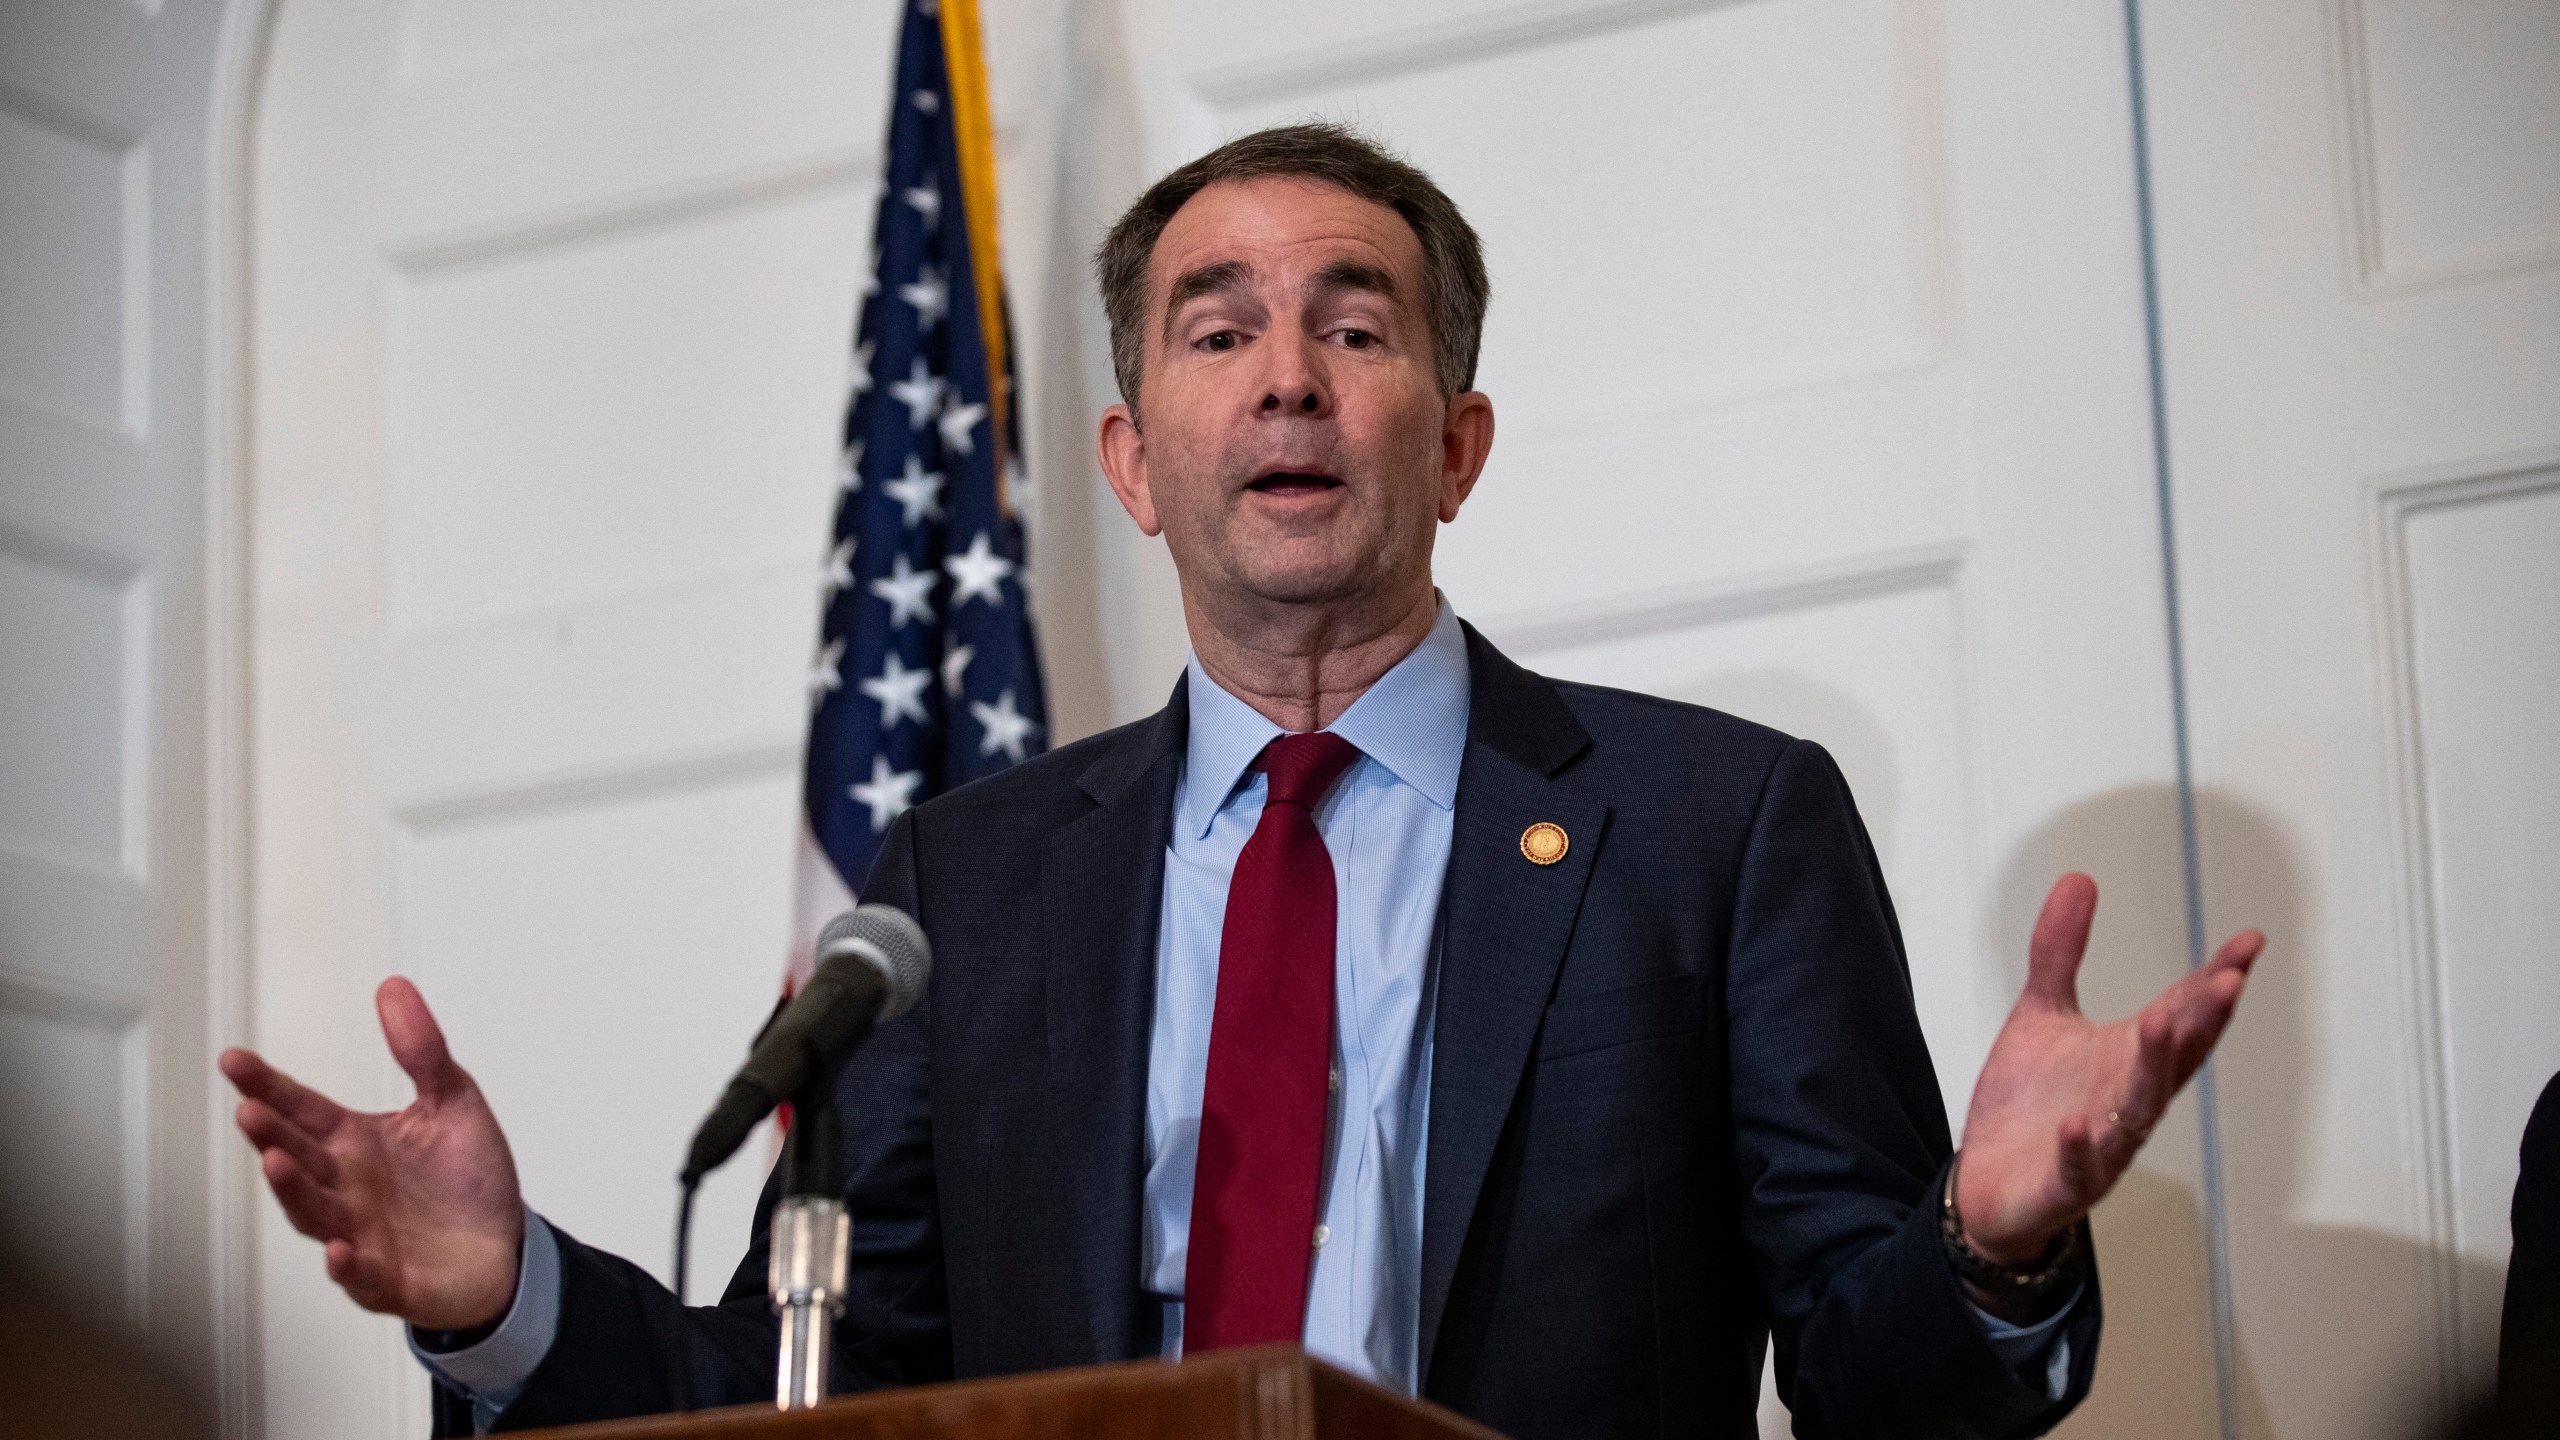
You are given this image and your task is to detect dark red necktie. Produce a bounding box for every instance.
[1184,730,1361,1352]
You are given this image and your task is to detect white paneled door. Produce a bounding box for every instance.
[0,0,228,1419]
[2142,0,2560,1435]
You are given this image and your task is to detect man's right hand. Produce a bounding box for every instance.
[220,977,525,1331]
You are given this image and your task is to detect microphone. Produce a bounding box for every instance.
[680,904,930,1185]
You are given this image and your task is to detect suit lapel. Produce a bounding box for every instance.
[1037,679,1185,1364]
[1418,627,1608,1381]
[1020,636,1602,1375]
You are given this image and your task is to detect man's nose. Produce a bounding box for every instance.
[1257,335,1332,418]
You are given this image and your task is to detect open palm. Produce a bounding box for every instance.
[1956,873,2262,1265]
[220,978,525,1329]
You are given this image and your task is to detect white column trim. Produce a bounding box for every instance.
[202,2,280,1434]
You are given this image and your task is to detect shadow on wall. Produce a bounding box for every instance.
[2193,794,2507,1440]
[1995,788,2502,1440]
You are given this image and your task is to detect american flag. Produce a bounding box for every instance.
[789,0,1046,989]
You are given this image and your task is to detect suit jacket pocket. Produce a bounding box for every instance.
[1533,971,1708,1061]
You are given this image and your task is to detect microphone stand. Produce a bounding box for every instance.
[768,1079,849,1410]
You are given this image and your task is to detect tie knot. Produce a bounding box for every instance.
[1255,731,1361,811]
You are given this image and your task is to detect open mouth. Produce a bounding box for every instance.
[1246,470,1345,497]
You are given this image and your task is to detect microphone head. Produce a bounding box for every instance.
[814,904,931,1021]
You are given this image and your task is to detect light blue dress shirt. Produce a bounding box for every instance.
[414,596,2076,1419]
[1143,597,1471,1390]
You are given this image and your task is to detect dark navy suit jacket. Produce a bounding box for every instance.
[479,624,2099,1438]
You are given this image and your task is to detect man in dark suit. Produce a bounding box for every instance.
[2494,1070,2559,1432]
[219,123,2263,1438]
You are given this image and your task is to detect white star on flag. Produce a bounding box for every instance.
[849,754,923,833]
[820,538,855,599]
[889,357,945,430]
[1005,453,1036,531]
[938,398,987,456]
[971,689,1038,763]
[944,529,1015,608]
[796,0,1052,911]
[899,266,948,329]
[869,551,938,627]
[860,651,933,729]
[806,637,844,705]
[881,455,945,527]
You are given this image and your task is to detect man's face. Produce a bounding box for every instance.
[1097,176,1491,618]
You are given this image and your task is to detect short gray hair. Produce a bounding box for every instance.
[1093,122,1490,420]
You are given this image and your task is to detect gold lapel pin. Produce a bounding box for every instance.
[1520,822,1569,866]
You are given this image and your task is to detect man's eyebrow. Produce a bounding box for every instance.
[1160,260,1253,342]
[1306,259,1399,304]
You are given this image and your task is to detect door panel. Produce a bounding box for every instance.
[2396,469,2560,1336]
[0,0,227,1423]
[2144,0,2560,1432]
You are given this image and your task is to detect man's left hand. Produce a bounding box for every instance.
[1956,872,2262,1273]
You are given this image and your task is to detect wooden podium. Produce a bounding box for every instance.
[510,1346,1508,1440]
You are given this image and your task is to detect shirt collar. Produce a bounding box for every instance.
[1177,597,1472,840]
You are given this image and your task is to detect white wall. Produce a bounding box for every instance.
[2140,1,2560,1432]
[0,2,2549,1438]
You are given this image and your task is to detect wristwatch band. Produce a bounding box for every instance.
[1938,1150,2083,1302]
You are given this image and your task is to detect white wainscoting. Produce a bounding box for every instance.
[393,769,802,1303]
[0,965,151,1319]
[2333,0,2560,293]
[0,89,149,438]
[2367,450,2560,1404]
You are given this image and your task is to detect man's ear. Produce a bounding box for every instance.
[1437,390,1496,523]
[1097,402,1161,536]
